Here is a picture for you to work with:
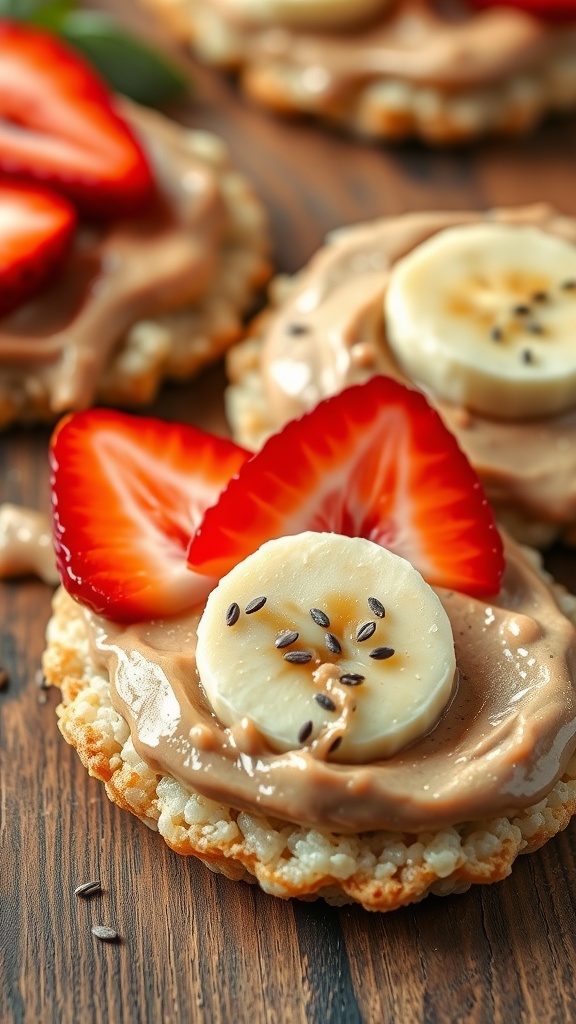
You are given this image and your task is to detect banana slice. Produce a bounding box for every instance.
[384,223,576,421]
[196,532,456,763]
[218,0,391,30]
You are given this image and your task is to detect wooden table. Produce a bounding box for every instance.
[3,4,576,1022]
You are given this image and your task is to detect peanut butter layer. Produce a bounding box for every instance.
[86,537,576,834]
[0,102,226,414]
[204,0,576,89]
[246,204,576,529]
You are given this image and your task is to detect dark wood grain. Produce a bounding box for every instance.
[3,3,576,1022]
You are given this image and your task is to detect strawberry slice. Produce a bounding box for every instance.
[469,0,576,18]
[0,21,155,217]
[0,179,76,315]
[50,410,249,621]
[188,377,505,597]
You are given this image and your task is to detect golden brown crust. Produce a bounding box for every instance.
[44,587,576,912]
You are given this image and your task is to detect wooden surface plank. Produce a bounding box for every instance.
[2,3,576,1022]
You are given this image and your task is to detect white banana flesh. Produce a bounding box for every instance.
[196,532,456,763]
[218,0,391,29]
[384,223,576,421]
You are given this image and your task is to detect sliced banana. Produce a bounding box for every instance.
[218,0,391,30]
[384,223,576,421]
[196,532,456,763]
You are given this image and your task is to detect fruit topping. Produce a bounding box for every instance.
[0,180,76,315]
[469,0,576,18]
[385,223,576,420]
[0,20,155,217]
[188,376,505,597]
[50,409,249,621]
[196,532,457,762]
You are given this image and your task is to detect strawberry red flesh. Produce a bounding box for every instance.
[50,409,249,621]
[0,179,76,315]
[0,20,155,217]
[187,376,505,598]
[469,0,576,18]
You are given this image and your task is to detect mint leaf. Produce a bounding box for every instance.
[54,11,189,106]
[0,0,75,19]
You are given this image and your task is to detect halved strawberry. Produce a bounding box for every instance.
[50,410,249,621]
[0,21,155,217]
[469,0,576,18]
[0,179,76,315]
[188,377,505,597]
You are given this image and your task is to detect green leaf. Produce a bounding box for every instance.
[0,0,75,18]
[51,11,189,106]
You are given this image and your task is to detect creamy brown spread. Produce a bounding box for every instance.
[258,204,576,527]
[86,537,576,833]
[0,102,226,413]
[210,0,576,91]
[0,506,58,584]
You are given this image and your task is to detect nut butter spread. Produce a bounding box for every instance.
[86,537,576,834]
[209,0,575,90]
[0,101,226,414]
[0,506,58,585]
[257,204,576,527]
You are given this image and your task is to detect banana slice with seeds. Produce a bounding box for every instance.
[384,223,576,421]
[196,532,456,763]
[218,0,390,29]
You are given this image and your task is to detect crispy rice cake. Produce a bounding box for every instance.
[144,0,576,143]
[0,103,270,428]
[44,563,576,913]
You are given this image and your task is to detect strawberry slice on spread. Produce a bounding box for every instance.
[0,21,155,217]
[0,179,76,315]
[188,376,505,597]
[469,0,576,18]
[50,410,249,621]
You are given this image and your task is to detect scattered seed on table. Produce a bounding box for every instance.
[329,736,342,754]
[74,880,102,898]
[287,323,309,335]
[225,602,240,626]
[356,621,376,643]
[315,693,336,712]
[370,646,395,660]
[310,608,330,628]
[245,596,267,614]
[325,632,341,654]
[368,597,385,618]
[0,667,8,690]
[91,925,119,942]
[275,630,299,649]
